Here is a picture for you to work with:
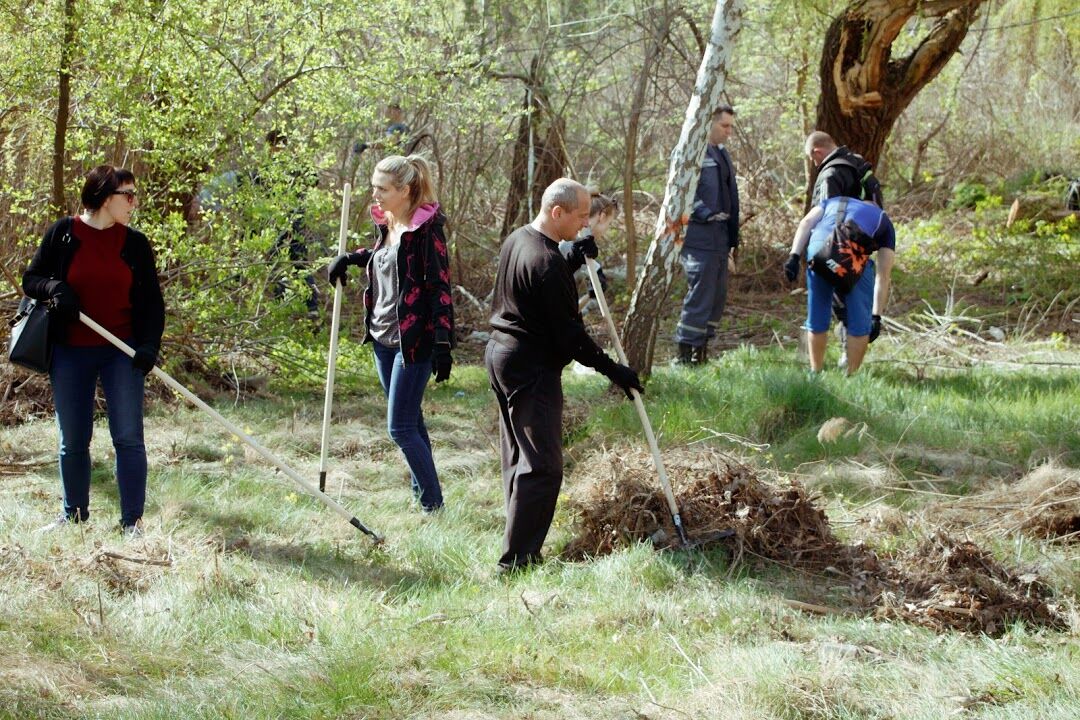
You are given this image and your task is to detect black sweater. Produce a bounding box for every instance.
[489,225,611,371]
[22,217,165,355]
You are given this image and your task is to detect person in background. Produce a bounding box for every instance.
[23,165,165,536]
[486,178,642,574]
[327,154,453,513]
[560,191,617,312]
[804,130,885,366]
[784,195,895,375]
[675,105,740,365]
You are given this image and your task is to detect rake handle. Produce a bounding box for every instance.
[79,311,381,541]
[583,259,688,545]
[319,182,352,491]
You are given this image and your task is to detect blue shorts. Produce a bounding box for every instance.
[806,260,875,336]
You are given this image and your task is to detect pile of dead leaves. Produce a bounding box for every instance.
[876,533,1064,634]
[563,447,1067,635]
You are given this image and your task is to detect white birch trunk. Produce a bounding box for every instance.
[622,0,745,372]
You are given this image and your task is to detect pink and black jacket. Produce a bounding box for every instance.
[361,202,454,363]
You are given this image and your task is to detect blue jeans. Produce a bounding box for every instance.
[50,342,147,526]
[372,341,443,510]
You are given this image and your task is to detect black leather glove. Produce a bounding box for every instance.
[47,281,80,320]
[603,362,644,400]
[588,267,609,299]
[566,234,599,271]
[328,250,371,286]
[132,345,157,375]
[783,253,801,283]
[432,344,452,383]
[868,314,882,343]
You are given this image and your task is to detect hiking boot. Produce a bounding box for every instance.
[677,343,695,365]
[691,343,709,365]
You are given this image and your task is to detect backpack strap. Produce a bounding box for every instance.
[836,197,849,223]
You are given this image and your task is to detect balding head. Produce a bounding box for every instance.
[541,178,588,213]
[805,131,837,167]
[535,178,591,241]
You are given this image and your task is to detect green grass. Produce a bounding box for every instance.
[1,345,1077,719]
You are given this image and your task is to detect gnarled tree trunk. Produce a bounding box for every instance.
[814,0,987,178]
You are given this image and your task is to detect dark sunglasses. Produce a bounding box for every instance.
[113,189,138,202]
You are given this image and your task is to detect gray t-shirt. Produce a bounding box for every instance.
[369,244,400,346]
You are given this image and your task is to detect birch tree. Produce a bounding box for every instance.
[621,0,745,373]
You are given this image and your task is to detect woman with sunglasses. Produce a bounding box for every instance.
[23,165,165,536]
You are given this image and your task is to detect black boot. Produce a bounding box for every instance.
[690,343,707,365]
[677,343,695,365]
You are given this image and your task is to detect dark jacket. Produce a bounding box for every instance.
[684,144,740,251]
[812,146,867,206]
[22,217,165,355]
[489,225,609,371]
[361,202,454,363]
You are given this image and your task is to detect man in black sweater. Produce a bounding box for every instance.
[486,178,643,573]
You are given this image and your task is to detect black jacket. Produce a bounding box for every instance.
[22,217,166,355]
[489,225,610,371]
[812,146,866,206]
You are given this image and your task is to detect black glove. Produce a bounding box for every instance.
[327,250,371,286]
[47,281,80,320]
[132,345,157,375]
[588,267,609,299]
[783,253,801,283]
[868,314,882,343]
[603,362,644,400]
[566,234,599,271]
[354,141,369,154]
[432,344,452,383]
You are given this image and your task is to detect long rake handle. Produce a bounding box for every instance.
[79,312,381,541]
[319,182,352,491]
[583,259,688,545]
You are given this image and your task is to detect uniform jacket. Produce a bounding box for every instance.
[684,144,740,251]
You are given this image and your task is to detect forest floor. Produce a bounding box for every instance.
[1,309,1078,718]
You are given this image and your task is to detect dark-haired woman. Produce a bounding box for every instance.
[23,165,165,536]
[327,154,454,512]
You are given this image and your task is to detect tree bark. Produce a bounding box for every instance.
[622,7,673,289]
[622,0,745,373]
[52,0,77,215]
[813,0,987,179]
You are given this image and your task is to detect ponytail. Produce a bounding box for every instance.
[374,154,437,215]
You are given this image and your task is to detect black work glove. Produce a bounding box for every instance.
[432,344,452,383]
[327,250,371,286]
[565,234,599,272]
[588,267,609,299]
[603,362,644,400]
[131,345,157,375]
[783,253,801,283]
[47,281,80,320]
[868,314,882,343]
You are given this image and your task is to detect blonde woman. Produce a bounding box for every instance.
[328,155,454,512]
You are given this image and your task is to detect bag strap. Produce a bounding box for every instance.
[836,197,849,224]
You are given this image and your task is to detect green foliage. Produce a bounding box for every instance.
[948,181,990,209]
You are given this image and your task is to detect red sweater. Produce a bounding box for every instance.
[66,217,133,346]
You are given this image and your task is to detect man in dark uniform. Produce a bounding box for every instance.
[486,178,643,573]
[675,105,740,365]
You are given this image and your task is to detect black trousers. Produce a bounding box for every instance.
[484,340,564,569]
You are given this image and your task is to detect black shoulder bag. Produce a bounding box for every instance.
[8,296,51,374]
